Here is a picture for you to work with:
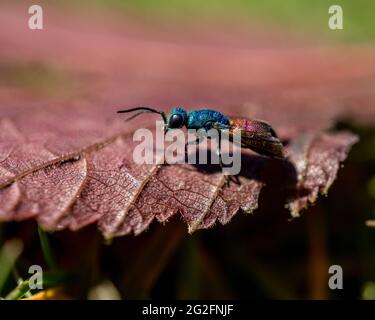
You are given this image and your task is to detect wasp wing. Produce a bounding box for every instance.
[213,117,285,159]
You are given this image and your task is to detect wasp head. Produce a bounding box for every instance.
[166,107,188,130]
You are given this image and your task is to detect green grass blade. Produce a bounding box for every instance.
[5,280,30,300]
[38,225,57,269]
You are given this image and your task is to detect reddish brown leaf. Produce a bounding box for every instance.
[0,105,358,238]
[287,132,359,217]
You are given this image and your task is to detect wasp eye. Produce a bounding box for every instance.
[168,114,184,128]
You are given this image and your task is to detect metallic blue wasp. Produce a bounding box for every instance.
[117,107,285,159]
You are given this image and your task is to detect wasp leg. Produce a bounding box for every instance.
[216,134,229,184]
[185,129,210,161]
[218,151,233,186]
[216,133,241,186]
[185,137,201,162]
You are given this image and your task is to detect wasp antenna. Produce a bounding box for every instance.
[117,107,167,124]
[117,107,160,114]
[125,110,153,122]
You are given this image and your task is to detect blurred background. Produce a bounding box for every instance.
[0,0,375,299]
